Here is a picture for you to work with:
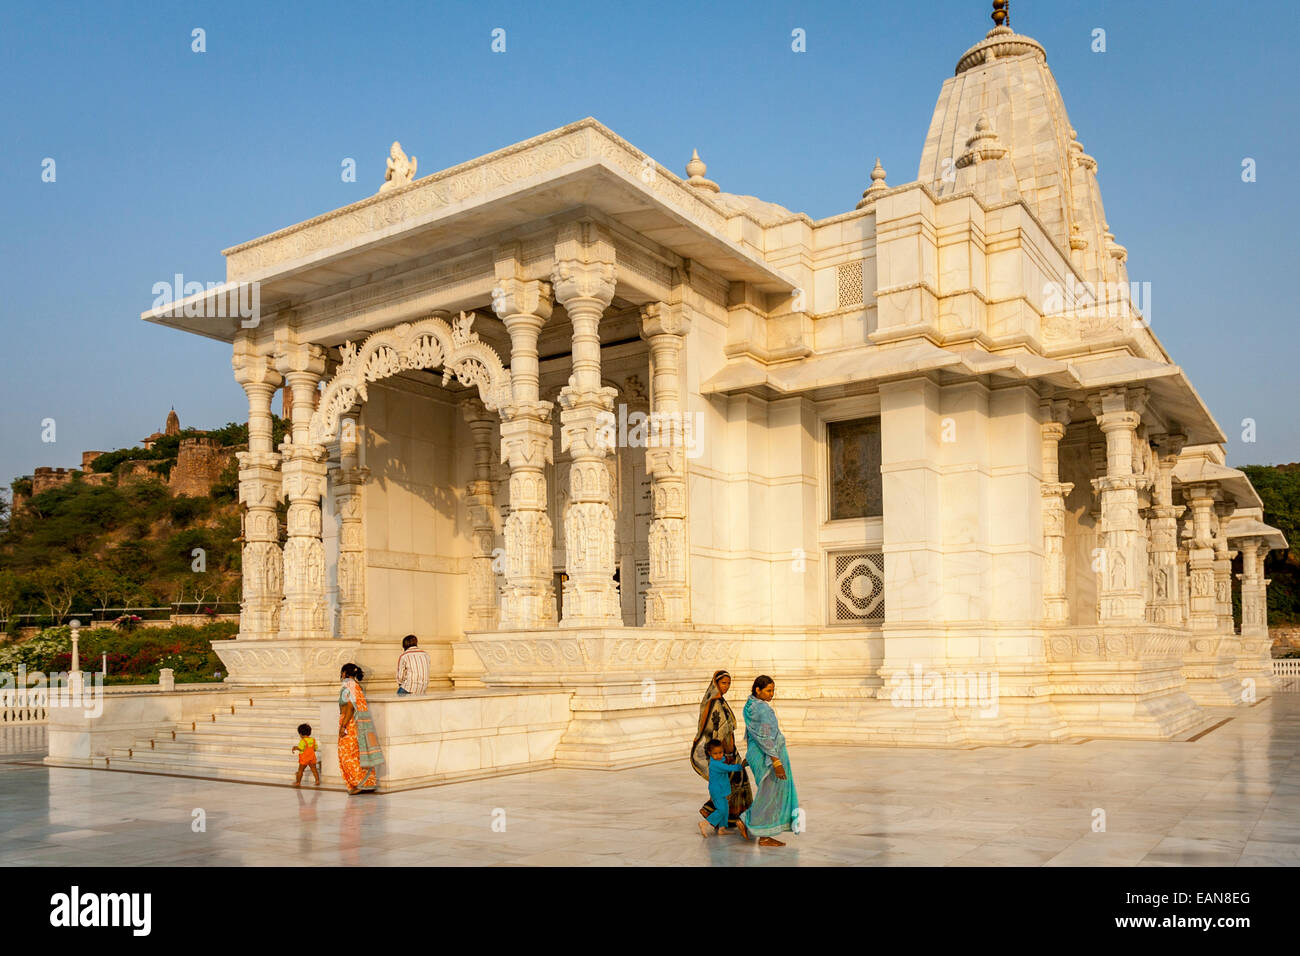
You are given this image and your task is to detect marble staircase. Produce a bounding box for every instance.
[106,694,333,786]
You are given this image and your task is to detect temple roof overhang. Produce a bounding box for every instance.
[703,344,1225,446]
[1173,456,1262,510]
[1224,509,1289,550]
[141,118,796,343]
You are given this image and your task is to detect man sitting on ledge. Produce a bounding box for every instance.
[396,634,430,696]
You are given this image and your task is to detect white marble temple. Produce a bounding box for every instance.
[100,9,1291,784]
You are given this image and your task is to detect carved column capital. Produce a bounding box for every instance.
[640,302,690,339]
[272,335,327,379]
[552,261,616,313]
[1093,410,1142,435]
[492,277,553,323]
[1150,431,1187,460]
[551,221,616,309]
[1041,420,1067,444]
[329,464,370,489]
[233,338,283,389]
[500,414,554,470]
[1039,397,1072,427]
[1085,385,1147,420]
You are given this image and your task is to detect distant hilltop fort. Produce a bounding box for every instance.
[13,407,240,509]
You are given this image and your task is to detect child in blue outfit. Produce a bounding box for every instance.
[698,739,749,837]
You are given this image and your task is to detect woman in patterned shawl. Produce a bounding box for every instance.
[690,670,753,825]
[338,663,383,794]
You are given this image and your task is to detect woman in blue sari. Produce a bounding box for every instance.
[738,675,799,847]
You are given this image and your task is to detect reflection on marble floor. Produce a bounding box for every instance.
[3,690,1299,867]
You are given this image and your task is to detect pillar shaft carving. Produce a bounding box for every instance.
[1212,502,1238,634]
[493,274,557,628]
[1184,484,1218,632]
[275,336,329,641]
[233,339,284,640]
[1085,387,1151,623]
[641,302,691,625]
[1039,400,1073,624]
[464,399,500,631]
[1239,539,1269,632]
[331,415,367,640]
[1147,433,1186,626]
[553,224,621,627]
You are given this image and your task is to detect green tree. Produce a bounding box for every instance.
[31,561,84,623]
[82,564,128,611]
[1241,465,1299,559]
[0,570,20,632]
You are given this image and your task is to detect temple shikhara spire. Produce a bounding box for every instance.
[59,6,1282,787]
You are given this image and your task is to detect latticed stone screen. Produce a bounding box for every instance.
[836,260,864,309]
[829,550,885,624]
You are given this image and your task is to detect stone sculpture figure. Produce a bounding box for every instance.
[379,141,417,192]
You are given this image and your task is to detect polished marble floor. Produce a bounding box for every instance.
[3,686,1299,866]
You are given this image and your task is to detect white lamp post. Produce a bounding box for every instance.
[69,619,83,695]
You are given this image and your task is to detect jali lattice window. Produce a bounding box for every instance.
[836,260,864,309]
[830,550,885,624]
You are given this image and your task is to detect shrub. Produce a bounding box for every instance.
[79,621,237,684]
[0,625,71,673]
[169,496,212,525]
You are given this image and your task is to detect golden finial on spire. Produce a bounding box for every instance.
[992,0,1010,29]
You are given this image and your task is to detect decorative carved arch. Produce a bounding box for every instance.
[309,312,512,445]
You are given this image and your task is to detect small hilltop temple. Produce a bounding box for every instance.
[48,3,1287,786]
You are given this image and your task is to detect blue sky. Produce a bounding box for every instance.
[1,0,1297,494]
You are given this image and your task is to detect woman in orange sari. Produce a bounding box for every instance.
[338,663,383,794]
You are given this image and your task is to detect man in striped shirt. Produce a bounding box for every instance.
[395,635,430,696]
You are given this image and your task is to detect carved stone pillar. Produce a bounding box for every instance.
[640,302,691,625]
[330,414,367,640]
[494,275,557,629]
[1212,502,1238,635]
[1181,482,1238,703]
[233,338,283,640]
[1039,400,1073,624]
[1147,433,1186,626]
[275,337,329,642]
[463,398,500,630]
[1086,387,1151,623]
[553,223,622,627]
[1234,538,1272,688]
[1185,486,1218,631]
[1239,539,1268,634]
